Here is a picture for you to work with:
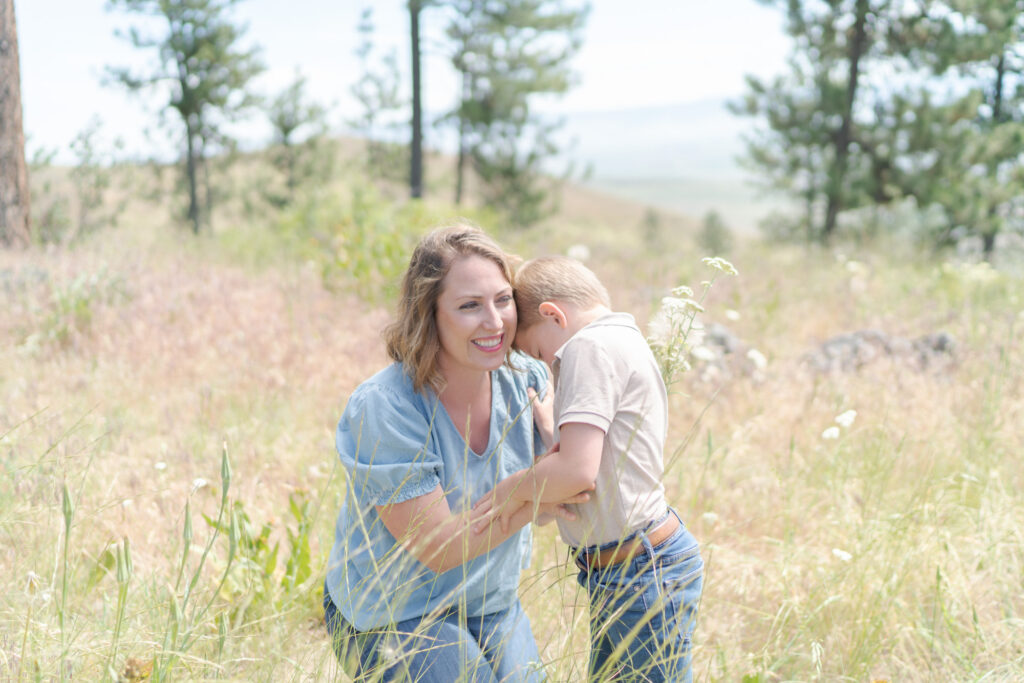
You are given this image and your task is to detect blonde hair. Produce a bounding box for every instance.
[514,256,611,330]
[384,222,515,393]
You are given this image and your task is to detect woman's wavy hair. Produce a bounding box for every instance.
[384,222,516,393]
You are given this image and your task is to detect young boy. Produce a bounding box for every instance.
[473,255,704,682]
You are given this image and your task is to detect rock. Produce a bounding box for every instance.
[803,329,956,373]
[688,322,766,383]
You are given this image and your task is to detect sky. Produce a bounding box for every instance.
[15,1,791,164]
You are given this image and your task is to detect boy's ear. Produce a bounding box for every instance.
[538,301,568,328]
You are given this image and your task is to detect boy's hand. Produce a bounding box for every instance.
[536,498,588,526]
[528,386,555,449]
[471,475,523,534]
[472,476,592,534]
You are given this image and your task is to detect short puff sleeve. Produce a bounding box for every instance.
[335,383,442,506]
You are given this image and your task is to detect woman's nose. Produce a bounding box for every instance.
[482,303,503,330]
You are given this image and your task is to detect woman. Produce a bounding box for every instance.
[323,224,585,682]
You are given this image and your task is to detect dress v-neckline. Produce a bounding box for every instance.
[436,372,496,458]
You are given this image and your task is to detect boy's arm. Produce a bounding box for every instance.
[472,422,603,531]
[512,422,604,502]
[377,484,588,574]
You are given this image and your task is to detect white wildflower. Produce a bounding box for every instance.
[154,461,168,472]
[701,511,719,526]
[121,499,133,509]
[660,296,687,313]
[692,346,718,362]
[831,548,853,562]
[835,410,857,428]
[671,285,694,298]
[746,348,767,370]
[821,426,840,440]
[681,298,705,313]
[661,296,704,314]
[724,308,741,321]
[701,256,739,276]
[566,244,591,262]
[191,477,209,493]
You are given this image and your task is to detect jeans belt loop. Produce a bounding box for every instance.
[639,527,658,586]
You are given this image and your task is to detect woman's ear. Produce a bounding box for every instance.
[538,301,569,328]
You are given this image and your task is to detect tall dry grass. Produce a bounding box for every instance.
[1,205,1021,680]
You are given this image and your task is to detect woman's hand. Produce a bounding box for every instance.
[536,441,559,463]
[472,480,591,534]
[470,474,525,534]
[528,386,555,450]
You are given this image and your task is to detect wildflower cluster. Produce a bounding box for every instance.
[701,256,738,275]
[821,409,857,440]
[647,257,738,388]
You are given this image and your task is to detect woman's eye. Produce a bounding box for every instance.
[459,302,479,311]
[497,295,514,305]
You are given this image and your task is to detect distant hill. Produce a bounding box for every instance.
[560,98,788,233]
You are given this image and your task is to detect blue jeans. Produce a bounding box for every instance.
[324,587,546,682]
[574,510,703,683]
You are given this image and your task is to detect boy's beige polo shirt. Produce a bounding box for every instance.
[551,312,669,548]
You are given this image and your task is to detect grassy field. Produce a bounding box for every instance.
[1,173,1022,681]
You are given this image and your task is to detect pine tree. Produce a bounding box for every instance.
[698,210,733,255]
[349,7,407,184]
[734,0,907,243]
[107,0,264,234]
[441,0,588,226]
[266,72,332,206]
[0,0,30,247]
[893,0,1024,257]
[445,0,486,205]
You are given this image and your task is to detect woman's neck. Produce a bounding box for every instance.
[438,366,491,408]
[438,367,492,452]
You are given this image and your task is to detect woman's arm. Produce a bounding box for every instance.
[376,485,587,574]
[471,422,603,532]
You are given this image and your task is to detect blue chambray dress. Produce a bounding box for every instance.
[325,352,549,631]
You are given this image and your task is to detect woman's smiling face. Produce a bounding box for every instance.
[435,254,517,378]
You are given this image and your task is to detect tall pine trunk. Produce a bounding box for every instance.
[185,119,201,235]
[823,0,868,242]
[409,0,423,199]
[0,0,30,247]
